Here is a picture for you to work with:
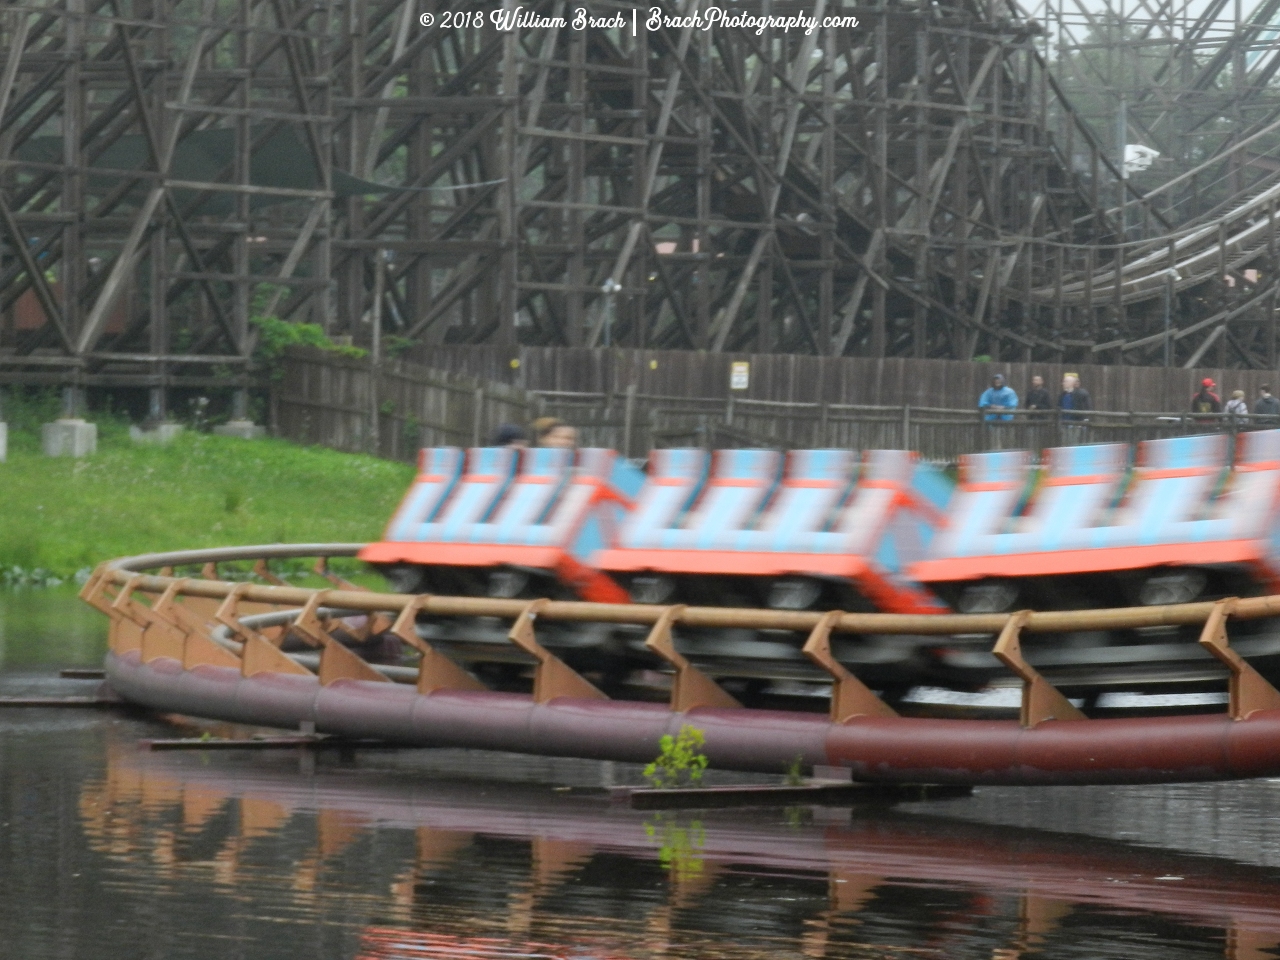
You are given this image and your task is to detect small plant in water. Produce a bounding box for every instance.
[784,755,806,787]
[643,724,708,789]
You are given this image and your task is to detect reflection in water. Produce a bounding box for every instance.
[644,814,706,880]
[47,724,1280,960]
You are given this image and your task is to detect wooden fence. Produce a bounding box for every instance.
[275,348,533,460]
[408,344,1280,414]
[277,348,1274,464]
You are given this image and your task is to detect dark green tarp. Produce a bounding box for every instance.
[16,125,392,214]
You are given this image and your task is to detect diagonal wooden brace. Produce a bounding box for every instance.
[314,556,365,591]
[283,588,387,684]
[802,610,897,721]
[508,599,607,704]
[644,605,741,712]
[1199,598,1280,720]
[216,583,311,678]
[318,636,389,686]
[252,559,289,587]
[391,596,486,695]
[140,579,239,669]
[291,590,335,648]
[132,580,192,663]
[82,568,121,615]
[93,574,145,654]
[992,610,1086,728]
[78,564,110,605]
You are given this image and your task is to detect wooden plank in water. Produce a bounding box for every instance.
[618,782,972,810]
[139,735,402,751]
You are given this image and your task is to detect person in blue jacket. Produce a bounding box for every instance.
[978,373,1018,421]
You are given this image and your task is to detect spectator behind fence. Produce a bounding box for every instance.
[489,423,528,447]
[532,416,578,448]
[1226,390,1248,417]
[978,373,1018,422]
[1191,378,1222,415]
[1025,375,1052,419]
[1257,385,1280,422]
[1058,373,1092,421]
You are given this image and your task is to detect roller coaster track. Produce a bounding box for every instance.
[81,543,1280,787]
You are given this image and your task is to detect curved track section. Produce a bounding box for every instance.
[84,544,1280,786]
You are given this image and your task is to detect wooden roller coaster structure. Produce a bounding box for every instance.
[7,0,1280,413]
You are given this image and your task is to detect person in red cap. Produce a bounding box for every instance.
[1191,378,1222,415]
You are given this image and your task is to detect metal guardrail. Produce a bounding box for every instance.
[84,545,1280,726]
[531,388,1280,461]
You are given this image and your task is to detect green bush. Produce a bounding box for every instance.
[251,315,367,379]
[643,724,709,789]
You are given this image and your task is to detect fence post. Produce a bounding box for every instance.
[472,387,484,446]
[901,404,911,450]
[623,383,636,459]
[725,395,735,427]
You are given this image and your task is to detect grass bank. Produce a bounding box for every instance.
[0,425,415,583]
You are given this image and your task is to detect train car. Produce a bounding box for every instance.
[593,447,955,691]
[911,430,1280,694]
[361,432,1280,700]
[358,445,644,682]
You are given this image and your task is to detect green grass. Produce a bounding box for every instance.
[0,427,415,580]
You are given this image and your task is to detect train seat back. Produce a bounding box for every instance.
[466,447,575,544]
[384,447,464,542]
[1219,429,1280,540]
[525,448,633,550]
[731,449,857,551]
[1001,443,1130,553]
[413,447,519,543]
[618,449,708,548]
[655,449,783,549]
[1092,434,1228,548]
[927,450,1032,558]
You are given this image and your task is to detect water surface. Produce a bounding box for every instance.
[3,590,1280,960]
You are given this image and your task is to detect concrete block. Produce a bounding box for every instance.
[42,419,97,457]
[0,422,7,464]
[129,422,184,445]
[213,419,266,440]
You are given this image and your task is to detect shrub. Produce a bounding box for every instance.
[643,724,708,789]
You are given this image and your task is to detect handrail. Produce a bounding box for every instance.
[90,544,1280,637]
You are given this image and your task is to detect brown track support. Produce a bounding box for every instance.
[290,590,388,685]
[1198,598,1280,720]
[81,544,1280,733]
[992,610,1087,728]
[290,590,335,648]
[802,611,897,721]
[507,599,607,704]
[643,605,741,712]
[104,575,148,656]
[216,584,311,678]
[252,559,289,587]
[390,597,486,695]
[318,638,388,686]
